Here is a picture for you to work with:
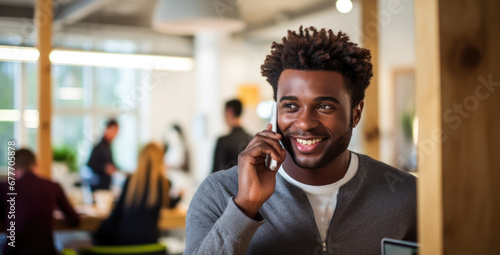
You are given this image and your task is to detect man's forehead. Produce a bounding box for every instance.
[277,69,347,98]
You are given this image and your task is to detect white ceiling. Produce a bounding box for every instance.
[0,0,336,32]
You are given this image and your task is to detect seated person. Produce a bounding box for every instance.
[0,148,80,255]
[93,142,181,245]
[185,26,416,254]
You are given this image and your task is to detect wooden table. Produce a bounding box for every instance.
[54,207,187,232]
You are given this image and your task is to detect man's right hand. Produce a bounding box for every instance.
[234,123,287,219]
[105,164,117,176]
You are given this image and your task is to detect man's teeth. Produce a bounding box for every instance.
[296,138,323,145]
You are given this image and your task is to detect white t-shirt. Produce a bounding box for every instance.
[278,152,359,241]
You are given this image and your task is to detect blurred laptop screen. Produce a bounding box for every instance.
[382,238,418,255]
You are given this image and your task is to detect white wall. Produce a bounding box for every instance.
[149,70,196,144]
[378,0,415,165]
[149,68,197,202]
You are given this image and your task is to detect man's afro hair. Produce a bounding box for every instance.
[261,26,373,107]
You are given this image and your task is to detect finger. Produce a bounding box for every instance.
[243,142,283,163]
[256,129,282,139]
[273,144,287,165]
[248,136,284,159]
[247,130,281,147]
[275,148,287,168]
[246,131,281,150]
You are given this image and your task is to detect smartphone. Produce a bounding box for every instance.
[266,102,278,170]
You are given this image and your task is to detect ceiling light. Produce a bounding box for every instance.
[0,46,39,62]
[50,50,193,71]
[0,110,21,122]
[0,45,193,71]
[336,0,353,14]
[152,0,245,35]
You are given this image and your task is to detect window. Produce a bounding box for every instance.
[25,63,37,110]
[0,35,167,174]
[95,67,136,109]
[50,65,143,173]
[0,62,147,173]
[53,65,85,108]
[0,62,15,109]
[0,62,16,170]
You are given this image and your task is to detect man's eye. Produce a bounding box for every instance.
[318,104,332,110]
[283,103,297,109]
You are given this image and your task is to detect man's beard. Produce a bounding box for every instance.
[282,127,353,169]
[280,108,354,170]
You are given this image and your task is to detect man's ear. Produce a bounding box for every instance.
[352,101,364,128]
[32,161,40,175]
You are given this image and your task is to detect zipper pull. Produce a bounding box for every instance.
[322,241,327,255]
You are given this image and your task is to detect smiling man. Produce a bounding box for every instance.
[186,26,416,255]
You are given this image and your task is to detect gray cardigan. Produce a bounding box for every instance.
[186,153,417,255]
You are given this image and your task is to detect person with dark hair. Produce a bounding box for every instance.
[0,148,80,255]
[186,27,416,254]
[164,124,190,173]
[211,99,252,173]
[87,119,119,191]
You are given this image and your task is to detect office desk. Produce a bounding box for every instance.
[54,207,187,232]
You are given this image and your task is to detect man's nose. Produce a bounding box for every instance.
[294,108,319,131]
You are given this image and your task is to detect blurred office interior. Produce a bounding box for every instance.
[0,0,498,254]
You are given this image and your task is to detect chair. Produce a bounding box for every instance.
[62,243,167,255]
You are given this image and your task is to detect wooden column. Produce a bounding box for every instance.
[415,0,500,254]
[361,0,380,160]
[36,0,53,179]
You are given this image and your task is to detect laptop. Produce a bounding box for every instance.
[381,238,419,255]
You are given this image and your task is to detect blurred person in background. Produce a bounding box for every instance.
[87,119,119,191]
[0,148,80,255]
[164,124,190,173]
[163,124,190,206]
[212,99,252,173]
[93,142,181,245]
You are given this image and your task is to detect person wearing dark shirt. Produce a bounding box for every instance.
[87,119,119,191]
[0,148,80,255]
[93,142,181,245]
[212,99,252,173]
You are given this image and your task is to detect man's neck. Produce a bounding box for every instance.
[14,169,29,179]
[227,117,242,129]
[282,150,351,186]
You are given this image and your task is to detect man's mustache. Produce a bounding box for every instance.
[283,128,352,140]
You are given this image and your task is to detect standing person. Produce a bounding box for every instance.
[163,124,191,207]
[0,149,80,255]
[212,99,252,173]
[87,119,119,191]
[186,26,416,254]
[93,142,181,245]
[164,124,190,173]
